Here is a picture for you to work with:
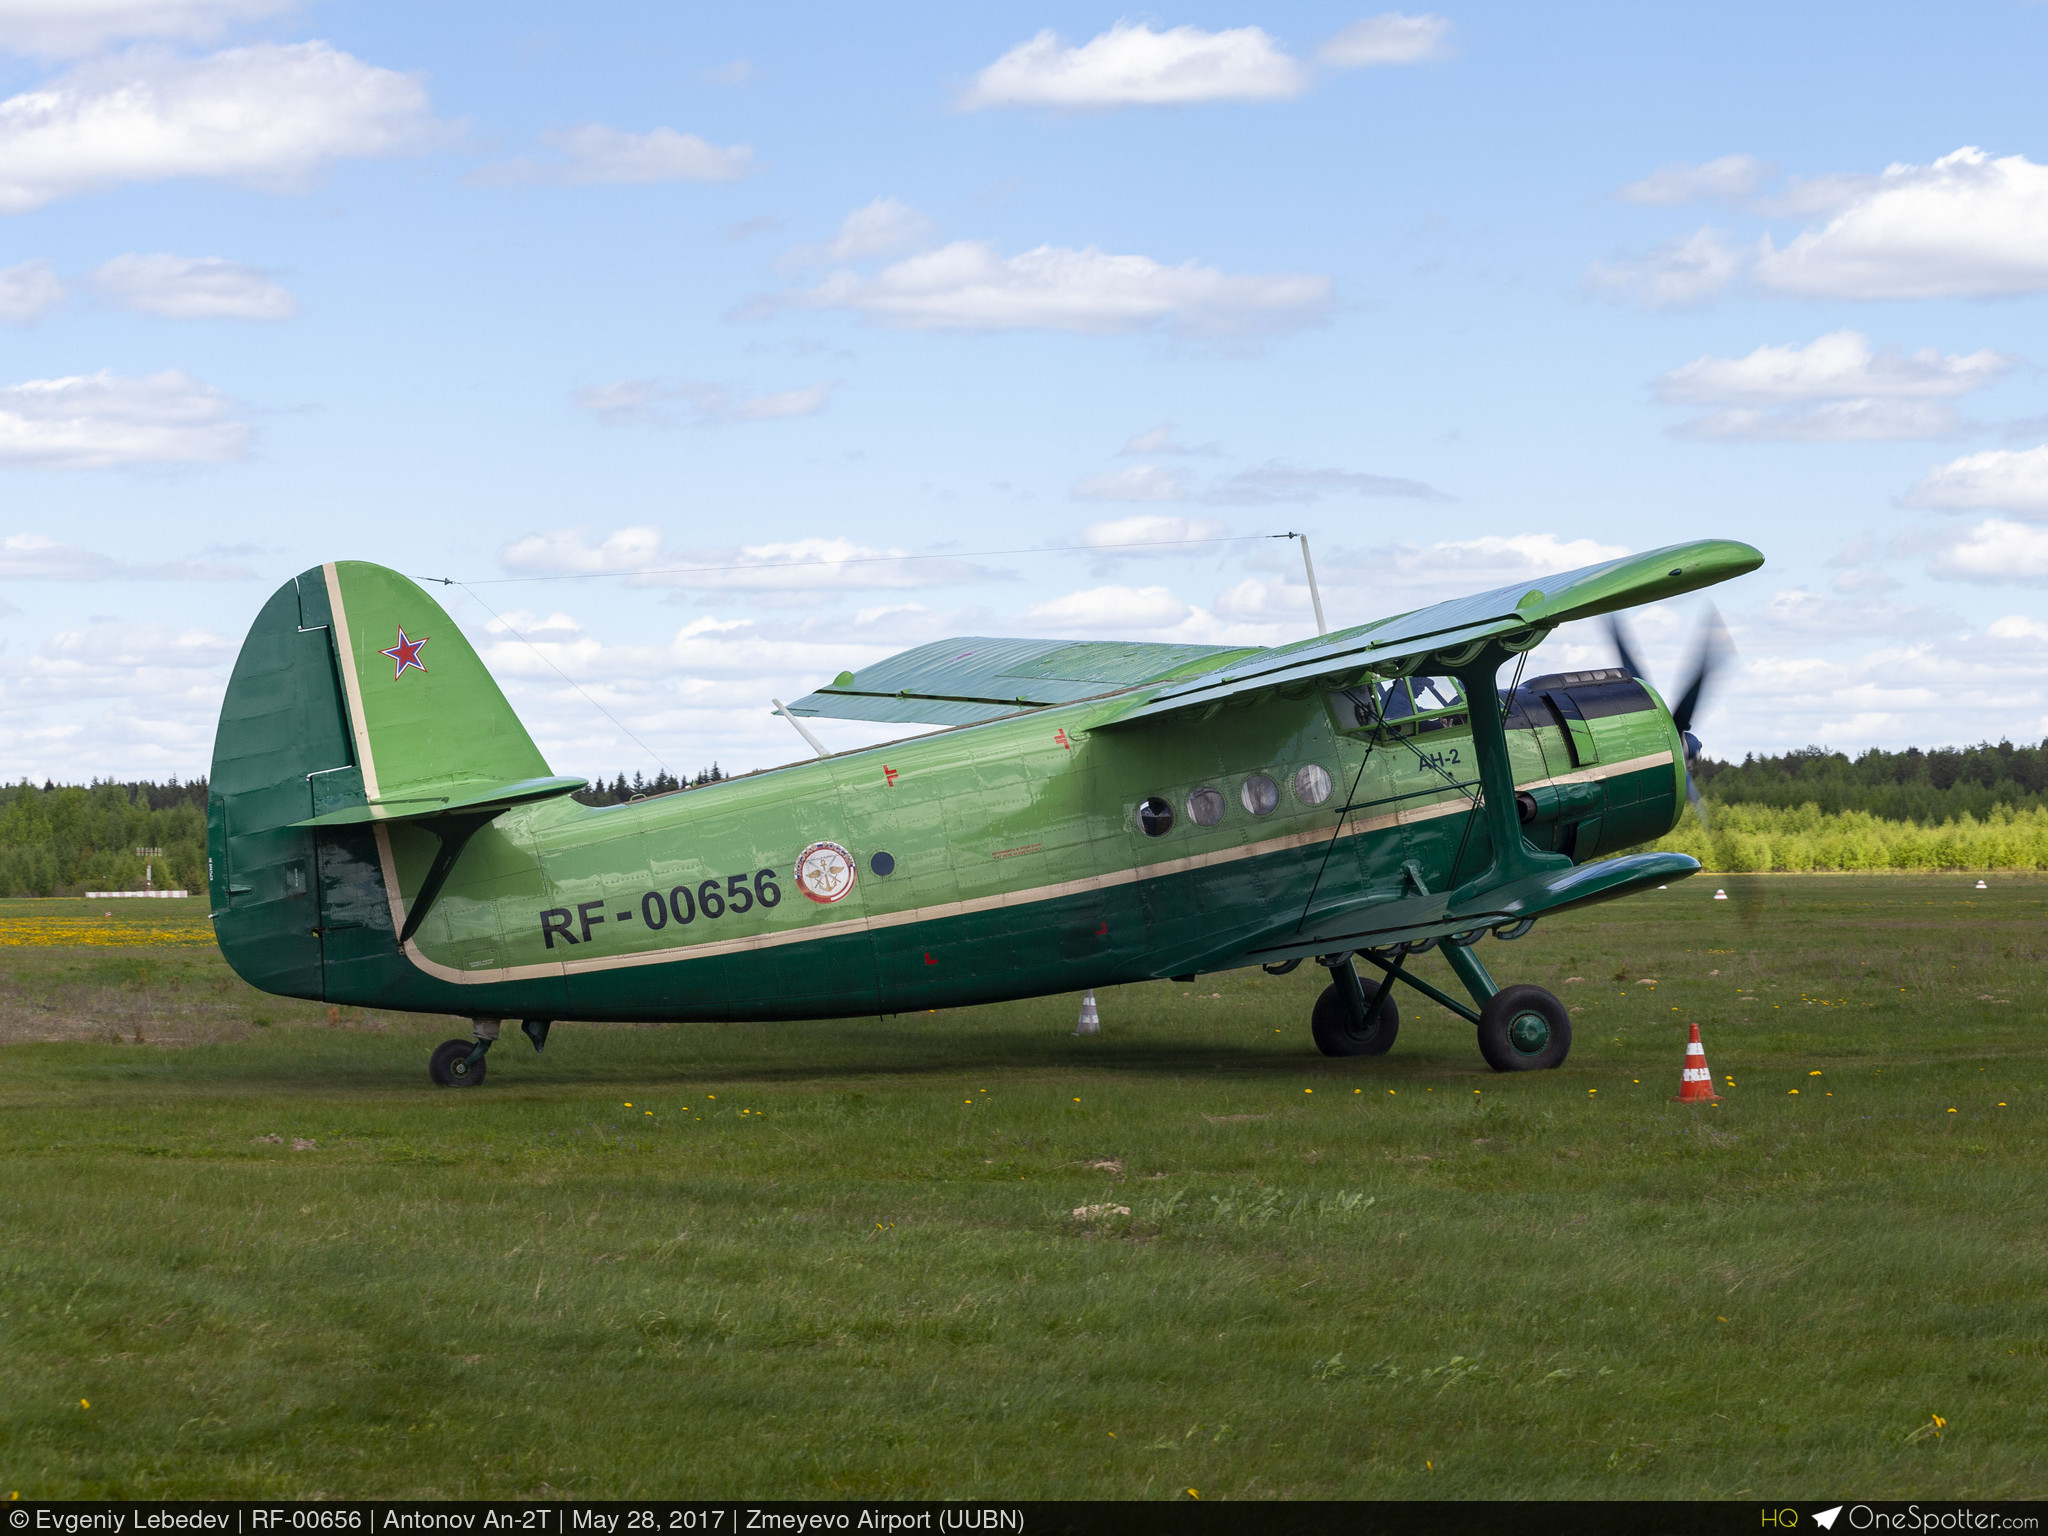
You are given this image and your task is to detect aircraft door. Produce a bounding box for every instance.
[834,750,962,1010]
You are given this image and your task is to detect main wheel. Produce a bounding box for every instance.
[1476,985,1571,1072]
[429,1038,487,1087]
[1311,980,1400,1057]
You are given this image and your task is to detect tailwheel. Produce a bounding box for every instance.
[1476,985,1571,1072]
[429,1037,487,1087]
[1311,979,1400,1057]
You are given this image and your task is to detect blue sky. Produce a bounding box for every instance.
[5,0,2048,785]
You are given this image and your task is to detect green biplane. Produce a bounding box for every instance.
[206,539,1761,1084]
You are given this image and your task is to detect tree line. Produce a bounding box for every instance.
[1693,739,2048,822]
[0,767,730,896]
[4,740,2044,895]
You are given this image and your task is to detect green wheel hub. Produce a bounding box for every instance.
[1507,1009,1552,1055]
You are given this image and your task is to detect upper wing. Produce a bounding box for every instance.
[1097,538,1763,728]
[782,636,1256,726]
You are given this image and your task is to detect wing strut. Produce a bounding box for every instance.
[396,810,503,945]
[1445,646,1571,905]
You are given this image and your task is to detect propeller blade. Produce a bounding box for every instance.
[1606,614,1649,684]
[1686,768,1710,834]
[1669,606,1731,736]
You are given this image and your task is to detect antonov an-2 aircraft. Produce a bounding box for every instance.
[206,539,1761,1085]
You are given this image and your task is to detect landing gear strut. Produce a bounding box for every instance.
[429,1017,499,1087]
[1311,955,1399,1056]
[1311,929,1571,1071]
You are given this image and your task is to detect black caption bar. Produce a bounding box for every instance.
[6,1503,2046,1536]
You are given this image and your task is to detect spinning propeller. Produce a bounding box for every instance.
[1606,606,1731,829]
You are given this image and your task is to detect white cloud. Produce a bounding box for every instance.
[498,530,995,592]
[961,22,1305,109]
[1673,401,1966,443]
[1901,447,2048,516]
[482,609,585,640]
[1616,154,1773,207]
[1072,465,1188,502]
[787,238,1334,337]
[0,0,295,55]
[0,258,63,322]
[1317,13,1451,67]
[91,252,295,319]
[1754,148,2048,300]
[0,370,248,468]
[1078,514,1231,550]
[478,123,754,186]
[1202,461,1446,503]
[823,196,938,262]
[1987,614,2048,641]
[0,531,252,579]
[1927,518,2048,582]
[1212,575,1313,622]
[0,42,439,214]
[1831,566,1900,596]
[572,378,835,426]
[1340,533,1632,591]
[1749,587,1948,639]
[1119,424,1220,456]
[1584,228,1748,309]
[499,525,665,576]
[1656,331,2012,404]
[3,619,233,697]
[1025,583,1191,630]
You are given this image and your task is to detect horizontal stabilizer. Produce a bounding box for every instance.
[786,636,1253,726]
[292,774,585,828]
[1101,539,1762,728]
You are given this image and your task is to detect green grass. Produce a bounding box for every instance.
[3,878,2045,1499]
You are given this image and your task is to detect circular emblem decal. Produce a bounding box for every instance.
[794,840,858,904]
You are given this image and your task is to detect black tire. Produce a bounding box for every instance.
[1476,985,1571,1072]
[429,1038,486,1087]
[1311,980,1399,1057]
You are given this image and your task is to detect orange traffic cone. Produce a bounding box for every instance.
[1671,1023,1720,1102]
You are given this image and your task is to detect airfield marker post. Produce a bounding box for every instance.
[1074,989,1100,1035]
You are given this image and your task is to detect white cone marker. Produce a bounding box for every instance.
[1074,988,1100,1036]
[1714,889,1728,900]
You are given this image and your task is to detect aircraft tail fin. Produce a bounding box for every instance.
[208,561,576,999]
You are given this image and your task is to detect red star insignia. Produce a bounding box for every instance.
[380,627,429,680]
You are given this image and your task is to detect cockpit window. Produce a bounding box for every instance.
[1407,676,1464,713]
[1370,675,1465,722]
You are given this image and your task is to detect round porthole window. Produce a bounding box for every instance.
[870,851,896,877]
[1294,763,1333,806]
[1240,773,1280,816]
[1135,796,1175,837]
[1187,787,1225,826]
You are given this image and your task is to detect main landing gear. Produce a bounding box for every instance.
[428,1016,553,1087]
[1311,930,1570,1072]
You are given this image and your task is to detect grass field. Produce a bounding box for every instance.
[4,877,2045,1500]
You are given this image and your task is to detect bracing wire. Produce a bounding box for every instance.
[450,580,672,779]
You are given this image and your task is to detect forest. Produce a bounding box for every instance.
[3,738,2044,895]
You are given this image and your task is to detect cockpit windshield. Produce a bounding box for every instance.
[1377,675,1465,720]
